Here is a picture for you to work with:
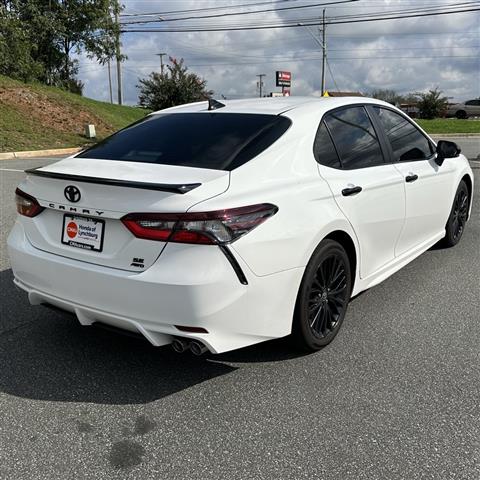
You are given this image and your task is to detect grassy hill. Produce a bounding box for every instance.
[0,75,149,152]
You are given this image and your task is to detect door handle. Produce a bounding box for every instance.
[405,174,418,183]
[342,186,362,196]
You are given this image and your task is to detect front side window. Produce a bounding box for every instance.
[373,107,433,162]
[324,106,385,169]
[77,113,291,171]
[313,122,341,169]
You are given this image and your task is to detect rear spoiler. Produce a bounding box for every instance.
[24,168,201,194]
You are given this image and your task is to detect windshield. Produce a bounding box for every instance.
[77,112,291,171]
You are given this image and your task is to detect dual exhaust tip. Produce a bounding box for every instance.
[172,337,208,356]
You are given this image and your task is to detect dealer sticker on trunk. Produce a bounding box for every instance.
[61,214,105,252]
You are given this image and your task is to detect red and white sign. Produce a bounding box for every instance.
[66,221,78,239]
[276,71,292,87]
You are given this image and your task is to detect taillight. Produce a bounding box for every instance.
[15,188,44,218]
[121,203,278,245]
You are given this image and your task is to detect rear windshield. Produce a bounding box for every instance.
[77,112,291,171]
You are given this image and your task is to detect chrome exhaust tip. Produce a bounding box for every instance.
[190,340,208,356]
[171,337,189,353]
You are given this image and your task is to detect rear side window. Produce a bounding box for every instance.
[77,113,291,171]
[313,122,341,169]
[373,107,433,162]
[324,107,385,169]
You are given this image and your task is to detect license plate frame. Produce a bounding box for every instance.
[61,214,105,252]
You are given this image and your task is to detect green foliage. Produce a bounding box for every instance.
[138,58,213,111]
[0,0,123,93]
[416,118,480,134]
[415,88,448,120]
[0,5,43,81]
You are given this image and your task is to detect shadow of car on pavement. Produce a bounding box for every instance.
[0,269,307,405]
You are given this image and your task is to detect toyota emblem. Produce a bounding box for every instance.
[64,185,81,203]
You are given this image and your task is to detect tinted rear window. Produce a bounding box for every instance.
[77,113,291,171]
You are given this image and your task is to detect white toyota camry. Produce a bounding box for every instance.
[8,97,474,355]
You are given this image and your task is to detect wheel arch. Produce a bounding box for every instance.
[323,230,358,294]
[461,173,473,219]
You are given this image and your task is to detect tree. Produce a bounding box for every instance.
[369,88,404,106]
[138,58,213,111]
[0,3,44,81]
[415,88,448,119]
[0,0,123,93]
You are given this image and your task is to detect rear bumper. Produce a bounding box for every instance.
[8,221,303,353]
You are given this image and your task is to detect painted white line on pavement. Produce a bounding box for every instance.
[0,168,24,172]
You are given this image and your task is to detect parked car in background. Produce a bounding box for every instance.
[8,97,474,355]
[447,99,480,119]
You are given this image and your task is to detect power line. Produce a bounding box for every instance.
[120,0,300,18]
[121,1,480,25]
[120,0,359,25]
[121,7,480,33]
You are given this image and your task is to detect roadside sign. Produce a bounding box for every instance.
[276,71,291,87]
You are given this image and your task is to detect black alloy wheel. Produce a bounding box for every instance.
[293,239,352,351]
[442,180,469,247]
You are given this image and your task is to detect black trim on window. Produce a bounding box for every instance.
[312,120,343,169]
[322,104,388,170]
[24,168,201,194]
[315,102,437,169]
[218,245,248,285]
[367,104,436,163]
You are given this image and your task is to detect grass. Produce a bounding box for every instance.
[0,75,149,152]
[415,119,479,135]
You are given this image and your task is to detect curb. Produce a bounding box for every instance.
[0,147,81,160]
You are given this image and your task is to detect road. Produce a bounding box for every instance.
[0,148,479,479]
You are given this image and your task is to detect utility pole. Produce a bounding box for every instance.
[115,4,123,105]
[256,74,266,97]
[321,9,327,96]
[107,59,113,104]
[156,53,167,75]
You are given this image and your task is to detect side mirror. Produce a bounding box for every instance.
[435,140,461,166]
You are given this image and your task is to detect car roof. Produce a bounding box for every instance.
[153,96,389,116]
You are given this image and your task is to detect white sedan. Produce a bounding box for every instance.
[8,97,474,354]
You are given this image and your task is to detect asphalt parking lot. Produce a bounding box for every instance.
[0,148,479,479]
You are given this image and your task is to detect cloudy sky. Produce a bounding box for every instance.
[77,0,480,105]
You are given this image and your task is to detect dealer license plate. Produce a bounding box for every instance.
[61,214,105,252]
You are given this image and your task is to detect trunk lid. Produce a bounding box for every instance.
[20,158,230,272]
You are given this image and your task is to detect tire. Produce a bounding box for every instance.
[456,110,467,119]
[292,239,352,351]
[442,181,469,247]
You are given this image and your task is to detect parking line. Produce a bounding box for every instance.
[0,168,24,172]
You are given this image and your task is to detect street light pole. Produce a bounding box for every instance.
[257,74,266,97]
[107,59,113,104]
[156,52,167,75]
[321,9,327,96]
[114,4,123,105]
[298,14,327,96]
